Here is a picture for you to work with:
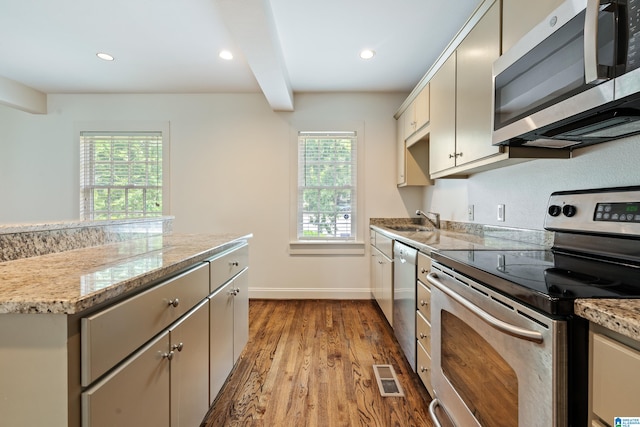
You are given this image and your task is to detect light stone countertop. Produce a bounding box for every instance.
[575,299,640,342]
[0,233,251,315]
[372,220,640,343]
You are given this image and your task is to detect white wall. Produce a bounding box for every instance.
[0,92,421,298]
[423,135,640,230]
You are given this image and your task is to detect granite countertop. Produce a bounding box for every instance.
[575,299,640,342]
[372,220,640,343]
[0,233,251,315]
[370,224,548,253]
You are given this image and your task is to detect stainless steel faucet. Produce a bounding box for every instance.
[416,210,440,229]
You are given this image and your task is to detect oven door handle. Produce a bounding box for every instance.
[428,399,444,427]
[427,273,544,343]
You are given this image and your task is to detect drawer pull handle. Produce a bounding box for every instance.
[168,298,180,308]
[229,261,240,267]
[172,342,184,352]
[162,351,174,361]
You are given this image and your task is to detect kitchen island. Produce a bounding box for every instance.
[0,229,251,427]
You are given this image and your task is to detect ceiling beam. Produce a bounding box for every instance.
[214,0,294,111]
[0,76,47,114]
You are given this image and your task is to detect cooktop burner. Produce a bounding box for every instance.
[432,249,640,316]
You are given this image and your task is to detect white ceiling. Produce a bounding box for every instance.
[0,0,482,111]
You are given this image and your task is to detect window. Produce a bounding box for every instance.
[297,131,357,240]
[80,131,163,220]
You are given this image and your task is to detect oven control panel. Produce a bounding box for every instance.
[545,186,640,235]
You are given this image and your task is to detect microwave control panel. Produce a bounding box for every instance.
[627,0,640,71]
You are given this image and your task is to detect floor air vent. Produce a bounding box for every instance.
[372,364,404,397]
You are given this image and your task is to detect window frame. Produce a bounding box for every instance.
[289,123,365,255]
[77,121,171,221]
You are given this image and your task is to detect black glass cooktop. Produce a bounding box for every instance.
[432,249,640,316]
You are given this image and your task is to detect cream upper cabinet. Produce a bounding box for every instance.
[403,84,430,140]
[429,53,457,174]
[396,111,407,185]
[396,101,431,187]
[429,1,501,177]
[455,0,501,167]
[502,0,564,53]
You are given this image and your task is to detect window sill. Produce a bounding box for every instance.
[289,241,365,255]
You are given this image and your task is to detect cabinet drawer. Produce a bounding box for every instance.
[417,341,433,397]
[82,330,170,427]
[416,310,431,354]
[209,243,248,291]
[374,232,393,259]
[592,333,640,423]
[417,252,431,283]
[417,279,431,322]
[81,263,209,386]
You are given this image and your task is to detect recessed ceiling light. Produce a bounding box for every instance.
[219,50,233,60]
[96,52,114,61]
[359,49,375,60]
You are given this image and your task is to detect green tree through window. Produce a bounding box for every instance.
[297,131,357,240]
[80,131,163,220]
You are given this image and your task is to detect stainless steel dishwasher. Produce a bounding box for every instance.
[393,241,417,371]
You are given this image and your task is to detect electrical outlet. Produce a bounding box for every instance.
[497,204,505,222]
[468,204,474,221]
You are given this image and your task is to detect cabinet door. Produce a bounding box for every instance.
[429,53,457,174]
[455,1,501,166]
[403,100,417,138]
[169,300,210,427]
[209,281,234,404]
[379,250,393,325]
[82,331,170,427]
[396,113,406,185]
[502,0,564,53]
[414,83,430,130]
[232,268,249,362]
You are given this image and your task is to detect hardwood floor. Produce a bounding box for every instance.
[200,299,434,427]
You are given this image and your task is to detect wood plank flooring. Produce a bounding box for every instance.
[200,299,434,427]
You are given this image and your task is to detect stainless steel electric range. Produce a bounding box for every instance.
[427,186,640,427]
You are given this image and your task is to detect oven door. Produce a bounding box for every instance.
[427,263,567,427]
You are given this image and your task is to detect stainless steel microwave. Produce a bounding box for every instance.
[492,0,640,149]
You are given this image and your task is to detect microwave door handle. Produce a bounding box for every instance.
[427,273,544,343]
[585,0,609,84]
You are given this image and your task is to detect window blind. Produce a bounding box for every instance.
[297,131,357,240]
[80,131,163,220]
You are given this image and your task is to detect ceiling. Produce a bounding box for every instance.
[0,0,482,111]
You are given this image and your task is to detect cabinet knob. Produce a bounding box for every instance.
[420,268,428,274]
[162,351,174,361]
[449,153,455,159]
[172,342,184,352]
[168,298,180,308]
[420,300,428,306]
[229,261,239,267]
[420,366,428,373]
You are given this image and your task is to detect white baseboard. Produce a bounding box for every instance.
[249,287,373,300]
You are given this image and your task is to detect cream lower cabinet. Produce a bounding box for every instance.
[82,300,210,427]
[169,300,210,427]
[590,326,640,426]
[82,331,170,427]
[416,252,433,396]
[370,230,393,325]
[208,244,249,405]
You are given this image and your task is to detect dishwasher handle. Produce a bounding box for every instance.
[427,272,544,344]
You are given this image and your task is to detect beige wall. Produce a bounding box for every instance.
[0,92,419,298]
